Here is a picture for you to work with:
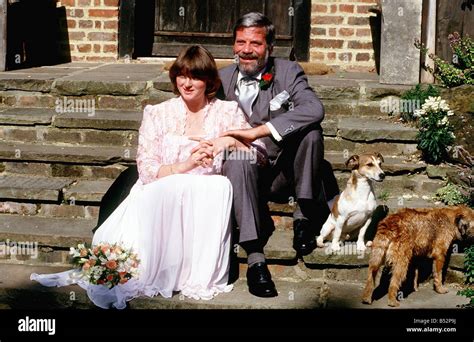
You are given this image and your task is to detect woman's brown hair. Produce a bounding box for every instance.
[169,45,221,99]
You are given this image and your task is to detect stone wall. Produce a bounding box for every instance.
[58,0,119,62]
[310,0,379,71]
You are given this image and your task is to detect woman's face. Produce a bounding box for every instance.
[176,75,207,103]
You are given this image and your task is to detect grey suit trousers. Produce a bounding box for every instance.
[222,127,336,245]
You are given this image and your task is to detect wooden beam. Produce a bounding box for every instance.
[119,0,135,59]
[154,30,293,40]
[153,42,291,59]
[421,0,436,84]
[0,0,6,71]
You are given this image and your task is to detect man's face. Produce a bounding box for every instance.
[233,27,272,76]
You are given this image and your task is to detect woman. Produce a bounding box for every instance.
[31,46,266,309]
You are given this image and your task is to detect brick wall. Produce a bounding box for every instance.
[58,0,119,62]
[310,0,379,72]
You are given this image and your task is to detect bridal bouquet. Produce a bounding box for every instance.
[69,243,140,288]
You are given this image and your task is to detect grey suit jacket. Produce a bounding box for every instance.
[218,57,324,160]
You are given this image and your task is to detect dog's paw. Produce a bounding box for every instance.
[365,240,372,247]
[388,299,400,307]
[330,243,341,252]
[356,242,367,251]
[435,286,449,294]
[316,236,325,248]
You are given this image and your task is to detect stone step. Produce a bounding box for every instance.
[0,141,135,164]
[0,195,442,230]
[0,169,441,207]
[0,211,453,258]
[324,136,418,156]
[0,142,424,171]
[325,151,425,173]
[333,172,444,196]
[0,144,424,176]
[0,107,417,143]
[2,161,127,179]
[0,175,73,201]
[0,214,94,247]
[0,201,99,219]
[0,264,326,309]
[0,259,467,310]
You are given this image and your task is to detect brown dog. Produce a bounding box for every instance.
[362,205,474,307]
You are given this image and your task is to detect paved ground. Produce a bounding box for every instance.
[0,263,469,310]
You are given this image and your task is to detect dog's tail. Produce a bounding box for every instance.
[369,220,394,266]
[362,220,392,304]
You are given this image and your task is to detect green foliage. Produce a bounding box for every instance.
[377,189,390,202]
[400,84,440,122]
[416,97,455,164]
[457,245,474,306]
[435,183,469,206]
[415,32,474,88]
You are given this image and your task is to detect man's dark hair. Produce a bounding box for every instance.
[233,12,275,47]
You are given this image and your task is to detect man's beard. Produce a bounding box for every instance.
[236,49,269,76]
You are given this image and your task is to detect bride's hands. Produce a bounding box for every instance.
[187,138,214,169]
[187,137,237,169]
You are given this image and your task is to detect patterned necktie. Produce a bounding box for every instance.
[236,76,259,116]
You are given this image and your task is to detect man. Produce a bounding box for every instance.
[212,12,338,298]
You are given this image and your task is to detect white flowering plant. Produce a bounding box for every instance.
[69,243,139,288]
[413,96,455,164]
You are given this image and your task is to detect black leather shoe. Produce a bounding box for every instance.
[293,219,317,256]
[246,262,278,298]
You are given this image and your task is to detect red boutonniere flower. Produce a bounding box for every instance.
[259,67,275,90]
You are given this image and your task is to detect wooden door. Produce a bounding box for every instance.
[436,0,474,62]
[152,0,310,60]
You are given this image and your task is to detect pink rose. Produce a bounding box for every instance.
[105,260,117,270]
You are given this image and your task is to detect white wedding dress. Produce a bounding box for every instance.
[31,98,266,309]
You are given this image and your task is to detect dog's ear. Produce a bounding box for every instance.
[375,152,384,163]
[345,155,359,169]
[455,214,469,238]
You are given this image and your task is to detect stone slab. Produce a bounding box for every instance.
[52,110,142,130]
[0,74,56,92]
[303,244,370,266]
[0,263,325,309]
[54,79,149,96]
[0,108,55,125]
[0,175,72,201]
[63,179,114,203]
[152,75,174,92]
[380,0,422,84]
[0,215,94,247]
[0,142,136,164]
[326,280,469,309]
[92,63,163,75]
[325,151,426,174]
[0,263,467,310]
[238,230,297,260]
[337,117,418,142]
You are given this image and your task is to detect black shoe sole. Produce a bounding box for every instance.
[293,241,317,256]
[248,286,278,298]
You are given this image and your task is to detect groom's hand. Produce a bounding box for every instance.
[220,125,270,144]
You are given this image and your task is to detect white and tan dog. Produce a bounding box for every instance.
[317,153,385,252]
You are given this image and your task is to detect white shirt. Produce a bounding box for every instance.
[235,71,282,142]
